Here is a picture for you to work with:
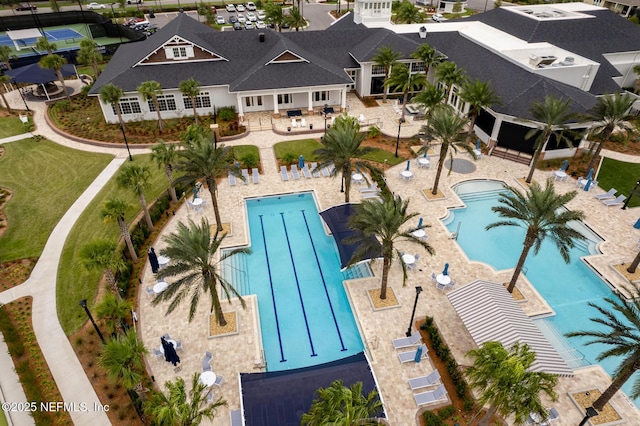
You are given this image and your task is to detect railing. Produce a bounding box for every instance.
[243,117,273,132]
[489,146,533,166]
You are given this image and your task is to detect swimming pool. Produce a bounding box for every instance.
[224,192,366,372]
[444,180,640,407]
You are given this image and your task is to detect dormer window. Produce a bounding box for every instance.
[165,45,194,60]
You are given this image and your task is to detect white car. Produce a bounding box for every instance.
[216,15,225,24]
[256,20,266,29]
[225,4,236,12]
[246,12,257,22]
[237,14,246,23]
[431,13,446,22]
[246,1,256,10]
[236,4,245,11]
[87,2,106,9]
[257,10,266,20]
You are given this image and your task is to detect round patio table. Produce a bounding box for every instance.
[157,256,170,267]
[158,339,176,354]
[417,158,430,168]
[401,170,413,180]
[199,371,217,387]
[153,281,168,294]
[402,254,416,265]
[352,173,364,184]
[411,229,426,239]
[192,198,203,206]
[436,274,451,285]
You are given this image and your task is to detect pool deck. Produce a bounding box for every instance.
[139,99,640,425]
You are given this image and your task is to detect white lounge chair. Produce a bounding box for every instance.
[359,182,379,193]
[392,332,421,349]
[291,119,297,128]
[291,165,301,180]
[310,162,321,178]
[594,188,617,200]
[362,192,381,199]
[601,194,625,207]
[328,163,335,175]
[398,344,428,363]
[302,165,312,179]
[321,166,330,177]
[228,171,237,187]
[241,168,250,184]
[301,118,307,127]
[413,383,448,406]
[408,370,441,390]
[252,168,260,184]
[280,166,289,181]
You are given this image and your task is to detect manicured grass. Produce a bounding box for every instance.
[231,145,260,161]
[361,149,405,166]
[0,117,28,138]
[57,154,174,335]
[274,139,322,162]
[0,139,113,262]
[597,157,640,208]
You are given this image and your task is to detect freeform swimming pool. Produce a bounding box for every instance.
[444,180,640,407]
[224,192,365,372]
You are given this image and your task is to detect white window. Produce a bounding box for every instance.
[245,96,263,107]
[371,65,386,75]
[411,62,426,73]
[183,92,212,109]
[113,97,141,115]
[277,93,292,105]
[449,86,460,110]
[313,91,329,102]
[165,45,194,60]
[173,47,187,58]
[148,94,177,112]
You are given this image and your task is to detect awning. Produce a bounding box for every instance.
[447,280,573,377]
[319,203,381,269]
[6,63,76,84]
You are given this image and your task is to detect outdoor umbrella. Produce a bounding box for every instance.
[299,155,304,169]
[443,263,449,276]
[148,247,159,274]
[161,337,180,366]
[414,345,423,363]
[586,168,595,180]
[560,160,568,171]
[476,139,481,150]
[418,217,423,228]
[634,218,640,229]
[584,177,593,191]
[405,160,411,171]
[423,149,428,158]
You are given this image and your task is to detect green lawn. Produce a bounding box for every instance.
[231,145,260,167]
[597,157,640,208]
[0,139,113,262]
[274,139,406,166]
[57,154,174,335]
[0,117,28,139]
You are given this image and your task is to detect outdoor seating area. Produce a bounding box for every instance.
[286,109,303,117]
[280,162,333,182]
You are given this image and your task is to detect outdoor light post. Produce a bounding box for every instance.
[578,406,599,426]
[395,118,405,158]
[621,179,640,210]
[79,299,105,344]
[13,79,30,111]
[323,103,329,135]
[119,122,133,161]
[406,286,423,337]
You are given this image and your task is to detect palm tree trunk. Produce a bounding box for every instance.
[525,134,549,184]
[208,276,227,326]
[139,194,154,231]
[115,104,125,132]
[343,166,351,203]
[431,144,448,195]
[507,232,534,293]
[382,70,389,103]
[467,111,478,138]
[92,61,100,79]
[153,96,164,132]
[586,126,613,173]
[379,254,391,299]
[0,92,12,113]
[56,70,70,101]
[627,249,640,273]
[207,178,223,230]
[104,269,123,300]
[165,165,178,203]
[119,219,139,263]
[191,95,198,125]
[400,91,408,121]
[4,60,11,70]
[478,404,497,426]
[593,363,640,411]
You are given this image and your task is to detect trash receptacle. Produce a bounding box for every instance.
[149,9,155,18]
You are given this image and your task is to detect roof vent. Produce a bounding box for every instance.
[259,32,265,42]
[418,26,427,39]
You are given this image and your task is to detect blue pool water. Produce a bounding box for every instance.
[225,192,365,372]
[444,180,640,407]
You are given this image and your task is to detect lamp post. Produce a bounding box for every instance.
[406,286,423,337]
[621,179,640,210]
[578,406,599,426]
[119,122,133,161]
[13,79,30,111]
[110,4,123,43]
[79,299,105,344]
[323,103,329,134]
[395,117,405,158]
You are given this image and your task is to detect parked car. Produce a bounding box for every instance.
[431,13,446,22]
[210,5,217,13]
[257,10,266,20]
[237,14,246,23]
[226,4,236,12]
[126,0,143,4]
[87,2,106,9]
[236,3,245,11]
[229,15,238,23]
[216,15,225,24]
[256,20,266,29]
[233,22,242,30]
[246,12,257,22]
[15,3,36,11]
[246,1,256,11]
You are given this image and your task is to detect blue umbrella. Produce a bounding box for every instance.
[406,160,411,171]
[584,177,592,191]
[423,149,428,158]
[418,217,423,228]
[414,345,423,363]
[476,139,481,150]
[299,155,304,169]
[443,263,449,276]
[149,247,159,274]
[586,168,594,180]
[560,160,568,171]
[192,185,199,199]
[634,218,640,229]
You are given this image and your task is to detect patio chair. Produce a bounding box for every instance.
[252,168,260,184]
[409,370,441,391]
[145,287,155,297]
[213,374,224,387]
[291,118,297,128]
[301,118,307,127]
[431,272,437,283]
[175,339,183,351]
[280,166,289,181]
[392,331,421,349]
[310,162,321,178]
[230,410,243,426]
[398,344,428,363]
[241,169,250,184]
[601,194,626,207]
[547,407,560,422]
[162,333,171,340]
[302,165,312,179]
[202,353,212,372]
[152,348,163,358]
[291,165,301,180]
[413,383,448,406]
[228,171,237,187]
[207,391,215,402]
[594,188,617,200]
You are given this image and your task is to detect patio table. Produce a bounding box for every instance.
[154,281,168,294]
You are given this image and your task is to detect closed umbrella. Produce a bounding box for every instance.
[149,247,159,274]
[192,185,199,199]
[423,149,428,158]
[476,139,481,150]
[406,160,411,171]
[586,168,595,180]
[634,218,640,229]
[418,217,423,228]
[299,155,304,169]
[560,160,568,171]
[584,177,593,191]
[443,263,449,276]
[414,345,423,363]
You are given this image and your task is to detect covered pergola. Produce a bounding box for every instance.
[6,28,42,51]
[6,63,77,100]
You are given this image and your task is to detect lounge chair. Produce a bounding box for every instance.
[392,331,421,349]
[413,383,448,406]
[360,182,379,193]
[228,171,236,187]
[398,344,428,363]
[280,166,289,181]
[321,167,330,177]
[310,162,321,178]
[362,192,381,199]
[302,164,312,179]
[594,188,617,200]
[252,168,260,184]
[408,370,441,390]
[328,163,335,175]
[601,194,625,207]
[230,410,243,426]
[291,165,301,180]
[241,169,250,184]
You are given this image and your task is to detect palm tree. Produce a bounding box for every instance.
[372,46,400,103]
[79,239,126,296]
[179,78,201,125]
[152,217,250,325]
[151,141,179,203]
[98,329,148,398]
[412,84,445,132]
[486,180,586,293]
[264,2,285,32]
[584,93,636,173]
[466,341,558,426]
[0,45,16,70]
[459,79,501,141]
[313,115,378,203]
[143,373,227,426]
[284,6,306,31]
[301,380,383,425]
[95,293,132,335]
[99,83,125,130]
[384,63,426,122]
[101,197,139,263]
[524,95,576,184]
[395,0,424,23]
[566,284,640,412]
[77,39,103,79]
[422,106,471,196]
[0,75,13,112]
[347,194,434,300]
[174,136,241,230]
[39,54,70,100]
[116,163,154,231]
[634,64,640,94]
[138,80,164,132]
[35,37,57,54]
[411,43,445,80]
[435,61,466,104]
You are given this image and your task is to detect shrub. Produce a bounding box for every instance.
[282,152,297,165]
[240,152,259,169]
[423,410,444,426]
[368,126,382,138]
[463,398,475,412]
[438,405,456,420]
[217,106,236,121]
